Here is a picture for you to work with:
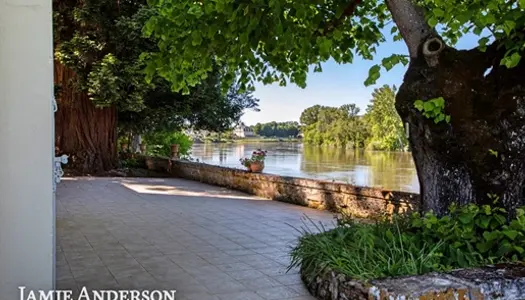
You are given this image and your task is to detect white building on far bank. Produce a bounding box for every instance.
[233,122,256,138]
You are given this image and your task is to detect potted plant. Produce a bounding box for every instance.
[240,149,267,173]
[139,143,146,153]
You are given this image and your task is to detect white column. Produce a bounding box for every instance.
[0,0,55,297]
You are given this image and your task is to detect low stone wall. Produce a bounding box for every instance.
[140,156,419,218]
[304,264,525,299]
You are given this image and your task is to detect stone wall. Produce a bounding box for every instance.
[141,156,419,218]
[304,264,525,299]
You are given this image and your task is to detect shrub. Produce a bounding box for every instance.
[143,131,193,158]
[289,203,525,282]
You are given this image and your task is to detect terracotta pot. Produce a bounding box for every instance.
[249,161,264,173]
[121,143,128,151]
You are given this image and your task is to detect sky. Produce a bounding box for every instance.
[241,30,481,126]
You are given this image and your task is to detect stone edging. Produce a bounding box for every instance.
[302,264,525,299]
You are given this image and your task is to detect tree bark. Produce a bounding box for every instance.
[386,0,525,216]
[54,62,118,173]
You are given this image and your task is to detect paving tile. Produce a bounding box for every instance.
[271,274,303,286]
[225,269,268,281]
[217,291,266,300]
[239,276,283,290]
[254,286,301,300]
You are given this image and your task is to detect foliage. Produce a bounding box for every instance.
[252,121,300,138]
[143,131,193,158]
[290,203,525,281]
[144,0,391,92]
[120,157,144,169]
[300,104,368,148]
[364,85,407,151]
[54,0,259,138]
[240,150,267,168]
[414,97,451,124]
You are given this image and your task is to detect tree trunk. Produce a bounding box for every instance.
[54,63,117,173]
[396,42,525,216]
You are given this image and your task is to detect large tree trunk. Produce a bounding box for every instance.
[386,0,525,216]
[54,63,118,173]
[397,44,525,216]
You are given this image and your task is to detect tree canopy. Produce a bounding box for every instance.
[54,0,259,136]
[143,0,523,93]
[252,121,300,137]
[300,104,367,148]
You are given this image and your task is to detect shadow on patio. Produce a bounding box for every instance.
[56,177,334,300]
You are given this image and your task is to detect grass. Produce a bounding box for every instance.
[289,217,445,282]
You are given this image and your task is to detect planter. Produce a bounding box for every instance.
[249,161,264,173]
[139,143,146,153]
[120,143,128,152]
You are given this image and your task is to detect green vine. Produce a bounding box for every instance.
[414,97,451,124]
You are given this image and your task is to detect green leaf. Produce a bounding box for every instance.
[423,101,435,112]
[503,20,516,35]
[414,100,424,111]
[502,230,520,240]
[428,17,438,27]
[501,52,521,68]
[445,115,451,123]
[433,9,445,17]
[364,65,381,86]
[458,213,474,224]
[432,97,445,108]
[191,31,203,46]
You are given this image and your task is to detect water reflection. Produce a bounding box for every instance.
[191,142,419,193]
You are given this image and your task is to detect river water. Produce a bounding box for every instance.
[191,142,419,193]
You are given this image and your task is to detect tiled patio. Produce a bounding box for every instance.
[56,177,335,300]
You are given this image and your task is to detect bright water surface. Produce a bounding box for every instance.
[191,142,419,193]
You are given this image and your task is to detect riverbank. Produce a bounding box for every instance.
[194,137,301,144]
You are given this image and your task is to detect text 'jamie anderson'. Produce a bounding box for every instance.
[19,287,177,300]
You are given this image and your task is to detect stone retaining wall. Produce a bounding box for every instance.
[140,156,419,218]
[304,264,525,299]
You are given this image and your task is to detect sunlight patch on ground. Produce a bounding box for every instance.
[120,182,268,201]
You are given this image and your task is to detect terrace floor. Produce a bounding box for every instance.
[56,177,335,300]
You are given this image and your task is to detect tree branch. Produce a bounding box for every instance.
[385,0,433,59]
[321,0,362,35]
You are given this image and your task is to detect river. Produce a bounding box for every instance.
[190,142,419,193]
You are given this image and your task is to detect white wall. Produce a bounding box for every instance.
[0,0,55,297]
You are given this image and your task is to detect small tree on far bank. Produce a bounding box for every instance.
[364,85,407,151]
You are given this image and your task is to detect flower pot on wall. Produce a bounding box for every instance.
[249,161,264,173]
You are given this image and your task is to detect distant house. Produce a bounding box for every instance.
[233,123,256,138]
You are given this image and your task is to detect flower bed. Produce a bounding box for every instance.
[290,204,525,299]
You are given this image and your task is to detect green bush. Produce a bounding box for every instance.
[289,203,525,282]
[143,131,193,158]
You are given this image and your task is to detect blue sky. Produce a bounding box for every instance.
[241,30,481,125]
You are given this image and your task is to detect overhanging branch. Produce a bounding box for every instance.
[321,0,362,35]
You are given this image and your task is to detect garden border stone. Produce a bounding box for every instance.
[303,264,525,300]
